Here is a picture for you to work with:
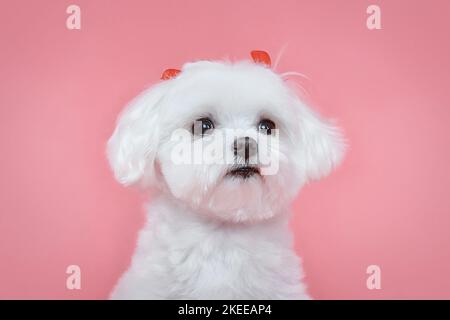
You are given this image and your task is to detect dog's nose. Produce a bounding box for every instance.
[234,136,258,162]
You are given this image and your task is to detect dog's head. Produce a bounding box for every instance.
[107,51,345,222]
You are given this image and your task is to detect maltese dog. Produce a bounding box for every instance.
[107,50,345,299]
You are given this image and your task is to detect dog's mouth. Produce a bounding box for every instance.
[226,166,261,179]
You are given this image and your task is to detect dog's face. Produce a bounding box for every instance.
[108,55,345,222]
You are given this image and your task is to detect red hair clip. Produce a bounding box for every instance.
[161,68,181,80]
[162,50,271,80]
[250,50,271,67]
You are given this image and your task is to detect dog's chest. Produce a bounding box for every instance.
[156,222,292,299]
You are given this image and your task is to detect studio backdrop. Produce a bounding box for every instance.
[0,0,449,299]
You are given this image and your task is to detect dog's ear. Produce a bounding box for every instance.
[295,101,346,181]
[107,82,169,187]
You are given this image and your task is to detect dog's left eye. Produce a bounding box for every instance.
[192,117,215,136]
[258,119,276,135]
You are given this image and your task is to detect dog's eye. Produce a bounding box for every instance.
[258,119,276,135]
[192,117,215,136]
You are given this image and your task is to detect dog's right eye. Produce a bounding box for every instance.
[192,117,215,136]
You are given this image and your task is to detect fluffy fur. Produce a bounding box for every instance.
[107,57,345,299]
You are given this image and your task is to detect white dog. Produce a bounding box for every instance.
[107,51,345,299]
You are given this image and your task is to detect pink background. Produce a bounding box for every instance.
[1,0,450,299]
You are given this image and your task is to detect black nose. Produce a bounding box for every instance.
[234,136,258,162]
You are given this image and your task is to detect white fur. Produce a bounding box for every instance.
[107,58,345,299]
